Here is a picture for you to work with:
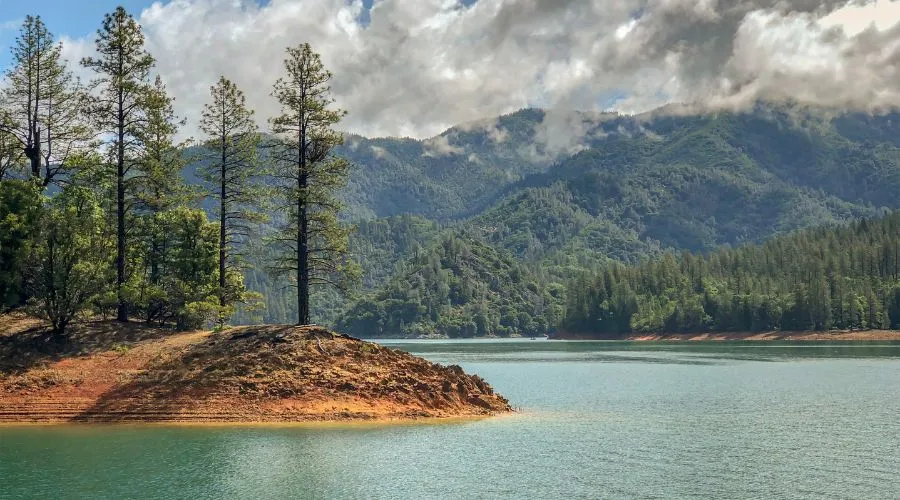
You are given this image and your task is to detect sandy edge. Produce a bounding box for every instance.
[0,415,495,428]
[552,330,900,341]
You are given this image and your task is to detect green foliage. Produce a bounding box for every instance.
[337,233,563,338]
[121,207,221,330]
[134,75,193,213]
[25,186,113,334]
[562,212,900,335]
[268,43,357,325]
[0,180,42,308]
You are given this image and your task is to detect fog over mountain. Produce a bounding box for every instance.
[57,0,900,144]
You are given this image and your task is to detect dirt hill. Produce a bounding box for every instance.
[0,316,511,423]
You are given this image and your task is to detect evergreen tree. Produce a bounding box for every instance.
[268,43,356,325]
[1,15,92,186]
[199,76,264,314]
[81,6,155,322]
[132,75,192,322]
[25,185,113,336]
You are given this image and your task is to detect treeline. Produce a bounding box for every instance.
[337,233,564,338]
[0,10,352,335]
[232,214,443,325]
[562,212,900,335]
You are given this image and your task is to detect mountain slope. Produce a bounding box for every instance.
[336,234,564,338]
[561,210,900,336]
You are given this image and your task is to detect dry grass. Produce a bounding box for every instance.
[0,316,511,423]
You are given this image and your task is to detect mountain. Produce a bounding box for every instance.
[471,106,900,261]
[333,105,900,337]
[208,103,900,334]
[560,210,900,336]
[336,108,557,220]
[336,233,564,338]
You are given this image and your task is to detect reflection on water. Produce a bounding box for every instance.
[2,340,899,499]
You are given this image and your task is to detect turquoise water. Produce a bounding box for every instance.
[2,340,899,499]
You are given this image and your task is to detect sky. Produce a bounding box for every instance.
[2,0,900,141]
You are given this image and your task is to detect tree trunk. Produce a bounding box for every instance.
[219,141,227,308]
[298,174,309,325]
[297,112,309,326]
[115,62,127,323]
[27,142,41,180]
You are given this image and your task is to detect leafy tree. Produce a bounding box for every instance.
[268,43,356,325]
[131,75,192,322]
[1,15,92,186]
[154,207,222,330]
[25,186,113,336]
[0,180,42,309]
[81,6,156,322]
[199,76,265,313]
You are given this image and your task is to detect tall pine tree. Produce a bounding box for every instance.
[81,7,155,322]
[269,44,356,325]
[1,15,92,186]
[199,76,265,312]
[134,75,191,322]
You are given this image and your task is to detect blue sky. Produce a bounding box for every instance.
[0,0,154,68]
[0,0,399,68]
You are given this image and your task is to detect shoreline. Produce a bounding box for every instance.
[551,330,900,341]
[0,318,512,425]
[0,414,496,429]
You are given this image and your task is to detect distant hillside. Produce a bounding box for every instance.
[466,106,900,265]
[561,210,900,336]
[188,104,900,332]
[336,108,557,220]
[336,234,564,338]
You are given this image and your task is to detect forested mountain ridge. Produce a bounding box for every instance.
[336,233,564,338]
[327,106,900,337]
[216,104,900,333]
[336,108,557,220]
[561,211,900,336]
[469,109,890,269]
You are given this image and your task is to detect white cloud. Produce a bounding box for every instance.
[40,0,900,141]
[820,0,900,36]
[423,134,464,156]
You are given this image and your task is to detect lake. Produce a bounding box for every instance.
[2,340,899,499]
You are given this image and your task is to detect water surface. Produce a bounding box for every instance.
[2,340,899,499]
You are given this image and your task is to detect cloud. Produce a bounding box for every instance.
[423,134,464,156]
[0,19,23,31]
[47,0,900,141]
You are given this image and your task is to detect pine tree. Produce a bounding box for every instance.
[268,44,357,325]
[1,15,92,186]
[81,7,155,322]
[133,75,191,322]
[0,127,22,182]
[199,76,265,312]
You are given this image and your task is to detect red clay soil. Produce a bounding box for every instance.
[553,330,900,341]
[0,315,511,424]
